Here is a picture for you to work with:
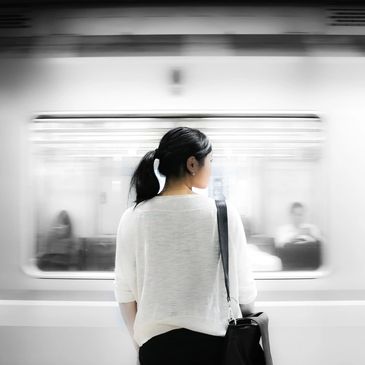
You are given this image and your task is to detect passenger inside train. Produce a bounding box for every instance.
[37,210,79,271]
[275,202,322,247]
[275,202,323,270]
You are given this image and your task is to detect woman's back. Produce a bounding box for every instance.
[114,193,257,348]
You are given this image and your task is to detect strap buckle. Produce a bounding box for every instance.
[227,299,237,325]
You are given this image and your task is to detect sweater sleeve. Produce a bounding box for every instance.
[113,207,137,303]
[226,200,258,305]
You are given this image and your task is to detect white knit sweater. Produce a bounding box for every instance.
[113,194,257,347]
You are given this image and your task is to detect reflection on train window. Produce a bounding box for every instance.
[30,114,326,274]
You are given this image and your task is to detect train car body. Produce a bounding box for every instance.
[1,4,365,365]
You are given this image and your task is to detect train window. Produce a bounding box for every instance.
[27,113,326,279]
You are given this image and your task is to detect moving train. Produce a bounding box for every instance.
[1,3,365,365]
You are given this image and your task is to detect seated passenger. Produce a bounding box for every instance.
[274,202,323,270]
[38,210,78,270]
[275,202,322,248]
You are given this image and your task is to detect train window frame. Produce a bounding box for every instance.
[21,111,329,280]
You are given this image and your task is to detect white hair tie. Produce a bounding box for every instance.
[153,158,160,176]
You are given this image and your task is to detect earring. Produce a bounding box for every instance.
[192,172,195,176]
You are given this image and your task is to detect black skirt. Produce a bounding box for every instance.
[139,328,225,365]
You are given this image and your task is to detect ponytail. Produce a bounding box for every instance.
[129,150,160,209]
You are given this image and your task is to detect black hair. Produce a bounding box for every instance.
[128,126,212,209]
[290,202,304,213]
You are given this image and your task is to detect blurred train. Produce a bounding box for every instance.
[1,2,365,365]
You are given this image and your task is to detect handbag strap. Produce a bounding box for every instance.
[215,199,274,365]
[215,200,231,303]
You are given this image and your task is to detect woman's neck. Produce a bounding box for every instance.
[158,190,195,196]
[158,179,194,196]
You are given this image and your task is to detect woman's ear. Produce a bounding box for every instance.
[186,156,196,173]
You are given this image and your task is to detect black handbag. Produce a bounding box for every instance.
[215,199,274,365]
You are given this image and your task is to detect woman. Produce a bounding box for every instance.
[114,126,257,365]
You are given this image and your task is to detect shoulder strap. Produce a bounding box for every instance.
[215,200,274,365]
[215,200,230,302]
